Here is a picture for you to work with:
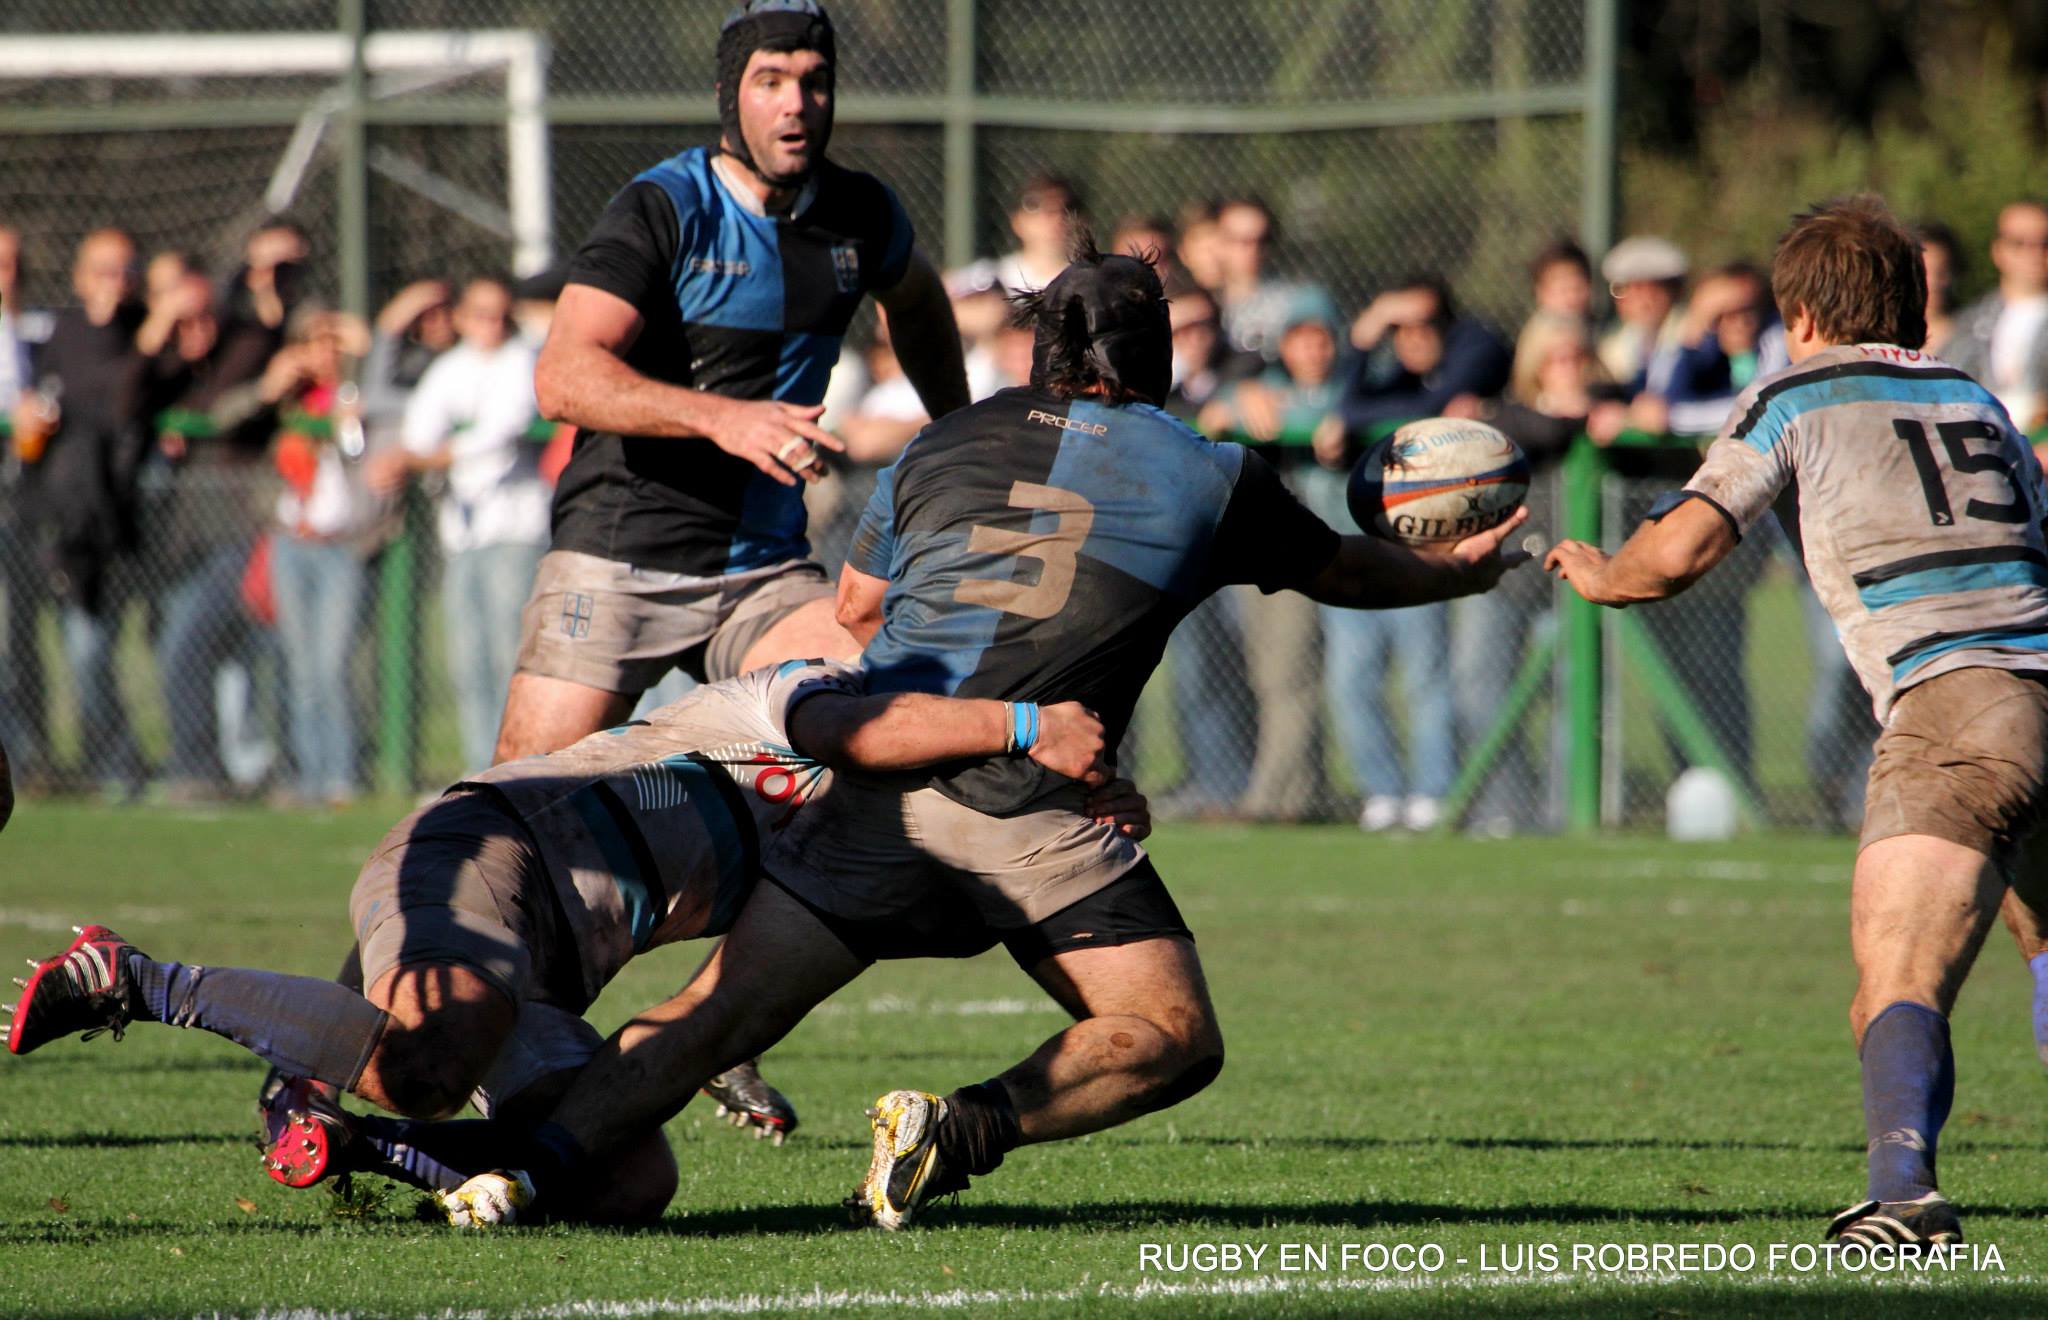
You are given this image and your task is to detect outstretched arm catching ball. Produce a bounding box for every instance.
[1544,494,1737,607]
[1304,506,1533,609]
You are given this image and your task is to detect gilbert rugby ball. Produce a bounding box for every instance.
[1347,417,1529,546]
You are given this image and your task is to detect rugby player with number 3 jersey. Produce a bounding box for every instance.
[5,665,1120,1223]
[1548,195,2048,1249]
[449,236,1528,1230]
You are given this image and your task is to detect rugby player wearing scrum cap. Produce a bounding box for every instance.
[499,0,969,1137]
[505,0,967,753]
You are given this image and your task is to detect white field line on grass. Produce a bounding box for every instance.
[196,1267,2048,1320]
[809,995,1058,1018]
[0,904,189,933]
[1586,859,1845,885]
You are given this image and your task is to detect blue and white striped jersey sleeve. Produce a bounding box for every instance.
[1684,377,1795,531]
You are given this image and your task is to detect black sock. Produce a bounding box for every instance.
[350,1115,514,1193]
[937,1080,1021,1178]
[516,1120,591,1201]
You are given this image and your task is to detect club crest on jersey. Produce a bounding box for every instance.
[831,243,860,293]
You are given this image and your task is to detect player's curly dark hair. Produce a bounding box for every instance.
[1008,230,1168,402]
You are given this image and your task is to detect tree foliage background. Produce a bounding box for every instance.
[1620,0,2048,298]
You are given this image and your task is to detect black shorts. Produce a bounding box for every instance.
[767,856,1192,968]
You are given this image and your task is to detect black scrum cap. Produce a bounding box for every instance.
[716,0,836,182]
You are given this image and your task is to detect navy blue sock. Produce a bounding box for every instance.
[1860,1001,1954,1203]
[350,1115,499,1193]
[2029,952,2048,1067]
[128,955,390,1090]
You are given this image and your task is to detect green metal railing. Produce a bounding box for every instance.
[1445,427,1762,834]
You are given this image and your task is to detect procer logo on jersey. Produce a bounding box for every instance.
[831,244,860,293]
[1027,410,1109,436]
[686,256,752,277]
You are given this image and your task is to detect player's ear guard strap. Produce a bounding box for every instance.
[1644,489,1741,542]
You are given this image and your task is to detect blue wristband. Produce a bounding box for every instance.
[1012,701,1040,754]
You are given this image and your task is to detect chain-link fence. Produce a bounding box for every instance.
[0,2,1884,836]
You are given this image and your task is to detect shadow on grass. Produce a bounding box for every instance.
[660,1197,2048,1237]
[1089,1132,2048,1156]
[0,1131,248,1150]
[16,1194,2048,1246]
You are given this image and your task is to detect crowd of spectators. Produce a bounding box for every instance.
[0,182,2005,828]
[1,221,559,804]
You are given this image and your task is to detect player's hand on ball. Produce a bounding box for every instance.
[1084,777,1152,842]
[708,398,845,487]
[1449,505,1532,588]
[1030,702,1109,787]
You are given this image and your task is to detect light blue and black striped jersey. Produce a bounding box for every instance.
[1686,343,2048,719]
[459,659,860,1005]
[850,386,1342,813]
[550,147,916,575]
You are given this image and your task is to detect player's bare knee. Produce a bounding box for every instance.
[363,968,513,1118]
[1124,1009,1223,1113]
[360,1026,484,1119]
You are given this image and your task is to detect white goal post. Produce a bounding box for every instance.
[0,31,553,275]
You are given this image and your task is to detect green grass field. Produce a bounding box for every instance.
[2,803,2044,1317]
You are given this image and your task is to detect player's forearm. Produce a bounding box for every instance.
[790,692,1012,771]
[879,262,971,420]
[1578,548,1693,605]
[1305,534,1484,608]
[1558,500,1736,607]
[1574,530,1716,605]
[533,340,731,440]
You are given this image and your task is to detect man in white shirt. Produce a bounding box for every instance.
[370,277,550,770]
[1944,200,2048,441]
[996,174,1080,294]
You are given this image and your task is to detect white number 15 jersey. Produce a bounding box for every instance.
[1685,343,2048,721]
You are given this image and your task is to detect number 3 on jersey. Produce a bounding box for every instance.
[1893,418,2032,527]
[954,482,1098,619]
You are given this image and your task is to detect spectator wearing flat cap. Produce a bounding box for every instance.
[1595,235,1690,416]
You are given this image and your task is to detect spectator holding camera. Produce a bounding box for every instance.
[1328,274,1512,459]
[1661,261,1787,436]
